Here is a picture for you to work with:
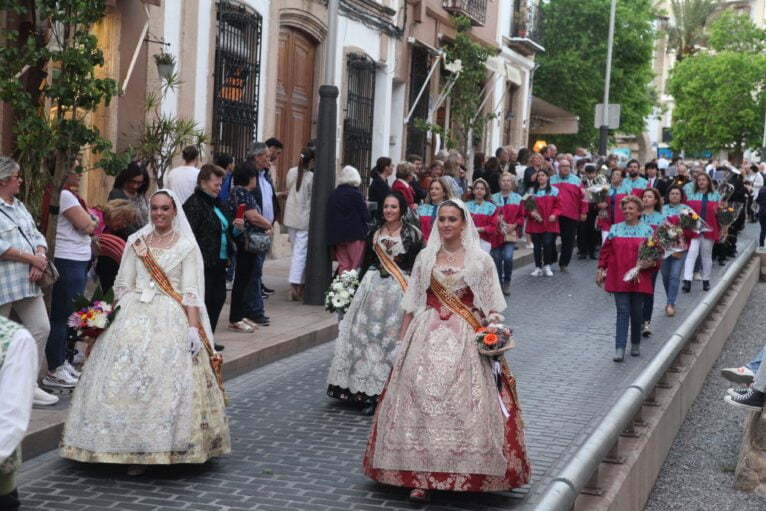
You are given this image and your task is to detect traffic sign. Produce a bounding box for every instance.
[594,103,620,129]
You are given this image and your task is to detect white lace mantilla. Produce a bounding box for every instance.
[62,238,199,453]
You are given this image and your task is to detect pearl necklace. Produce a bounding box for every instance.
[149,228,176,248]
[440,245,463,264]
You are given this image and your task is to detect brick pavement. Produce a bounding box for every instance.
[16,229,755,510]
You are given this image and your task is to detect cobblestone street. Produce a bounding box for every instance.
[16,240,749,510]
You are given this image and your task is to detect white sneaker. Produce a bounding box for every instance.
[42,366,79,388]
[33,385,59,406]
[693,272,702,281]
[543,265,553,277]
[62,360,81,379]
[531,267,543,277]
[225,280,233,291]
[526,242,535,249]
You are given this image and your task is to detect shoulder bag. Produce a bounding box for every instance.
[0,208,59,291]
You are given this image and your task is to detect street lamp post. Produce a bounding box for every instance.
[304,0,339,305]
[598,0,617,156]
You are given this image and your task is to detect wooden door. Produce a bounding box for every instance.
[275,28,316,192]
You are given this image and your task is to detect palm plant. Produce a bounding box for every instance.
[665,0,721,61]
[134,73,207,188]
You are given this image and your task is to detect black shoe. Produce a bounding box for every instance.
[249,315,270,326]
[262,284,275,295]
[724,388,765,411]
[630,344,640,357]
[718,259,726,266]
[613,347,625,362]
[214,343,225,351]
[682,280,691,293]
[361,404,376,416]
[577,253,587,260]
[703,280,710,291]
[262,293,269,300]
[641,321,652,337]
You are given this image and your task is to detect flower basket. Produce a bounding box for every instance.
[475,324,515,357]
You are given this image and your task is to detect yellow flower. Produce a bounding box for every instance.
[647,240,655,247]
[691,213,699,220]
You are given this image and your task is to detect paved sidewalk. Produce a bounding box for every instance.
[16,227,757,510]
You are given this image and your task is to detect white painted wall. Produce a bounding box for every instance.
[243,0,270,139]
[162,0,182,117]
[390,81,405,160]
[193,0,213,129]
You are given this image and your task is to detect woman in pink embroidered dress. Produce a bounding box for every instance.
[362,199,530,502]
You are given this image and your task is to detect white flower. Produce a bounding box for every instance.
[92,314,107,329]
[339,290,350,300]
[332,296,345,309]
[333,282,344,291]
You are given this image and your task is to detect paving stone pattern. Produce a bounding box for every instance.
[17,237,753,510]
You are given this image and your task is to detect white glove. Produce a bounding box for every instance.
[485,312,505,325]
[187,327,202,357]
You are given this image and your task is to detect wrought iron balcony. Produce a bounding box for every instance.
[509,0,544,55]
[443,0,487,27]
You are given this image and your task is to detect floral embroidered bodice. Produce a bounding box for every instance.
[376,235,404,260]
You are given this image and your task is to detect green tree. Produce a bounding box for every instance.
[0,0,129,253]
[708,11,766,53]
[533,0,656,151]
[668,13,766,159]
[665,0,720,61]
[442,15,493,157]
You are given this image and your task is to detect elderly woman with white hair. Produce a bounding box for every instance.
[326,166,371,274]
[0,156,58,407]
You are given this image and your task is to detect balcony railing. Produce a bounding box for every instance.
[443,0,487,27]
[510,0,544,54]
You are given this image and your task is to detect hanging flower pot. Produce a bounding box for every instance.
[153,51,176,79]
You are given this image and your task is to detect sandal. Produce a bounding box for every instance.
[409,489,430,502]
[228,321,254,333]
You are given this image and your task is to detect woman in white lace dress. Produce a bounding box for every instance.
[60,190,230,471]
[363,199,530,502]
[327,193,422,415]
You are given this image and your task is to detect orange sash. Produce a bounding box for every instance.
[374,243,408,293]
[132,238,229,405]
[429,273,482,331]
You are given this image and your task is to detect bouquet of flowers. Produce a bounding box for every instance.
[717,203,742,242]
[623,234,664,282]
[656,221,685,258]
[324,269,360,316]
[716,203,740,229]
[522,194,542,222]
[678,208,701,231]
[587,183,610,205]
[475,323,515,357]
[67,287,120,354]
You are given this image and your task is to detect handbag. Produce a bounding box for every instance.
[243,230,272,254]
[0,208,59,290]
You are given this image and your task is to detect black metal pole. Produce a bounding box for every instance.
[304,85,338,305]
[599,125,609,157]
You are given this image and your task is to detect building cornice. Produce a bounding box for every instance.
[340,0,403,38]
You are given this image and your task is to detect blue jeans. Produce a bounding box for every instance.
[491,242,516,282]
[746,347,764,372]
[661,252,687,306]
[642,270,659,323]
[614,292,643,349]
[46,258,89,370]
[244,251,266,318]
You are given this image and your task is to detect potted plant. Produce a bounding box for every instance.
[153,51,176,79]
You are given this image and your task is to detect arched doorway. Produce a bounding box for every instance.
[274,27,317,191]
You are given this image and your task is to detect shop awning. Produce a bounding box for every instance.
[529,96,579,135]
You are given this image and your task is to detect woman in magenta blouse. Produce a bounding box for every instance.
[597,195,657,362]
[525,170,561,277]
